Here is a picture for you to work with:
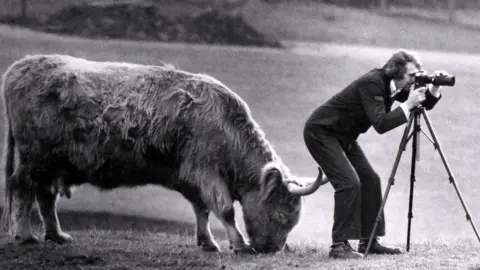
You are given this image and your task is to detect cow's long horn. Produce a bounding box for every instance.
[284,167,329,196]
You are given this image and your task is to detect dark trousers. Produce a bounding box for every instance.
[303,124,385,243]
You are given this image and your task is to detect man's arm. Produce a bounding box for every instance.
[394,88,409,103]
[422,85,442,110]
[394,84,442,111]
[358,81,410,134]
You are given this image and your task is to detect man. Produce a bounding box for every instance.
[303,50,444,259]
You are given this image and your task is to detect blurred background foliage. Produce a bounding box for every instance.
[3,0,476,20]
[1,0,480,51]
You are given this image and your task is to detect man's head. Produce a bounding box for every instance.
[382,50,422,90]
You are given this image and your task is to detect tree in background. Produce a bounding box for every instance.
[174,0,254,15]
[380,0,389,10]
[21,0,27,18]
[448,0,455,23]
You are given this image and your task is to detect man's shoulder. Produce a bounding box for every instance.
[347,69,387,91]
[361,68,387,84]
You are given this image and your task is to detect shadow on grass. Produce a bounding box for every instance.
[0,207,226,237]
[0,207,232,269]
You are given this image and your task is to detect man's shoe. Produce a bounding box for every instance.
[328,241,364,259]
[358,238,402,255]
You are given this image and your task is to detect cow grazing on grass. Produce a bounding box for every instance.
[0,54,326,253]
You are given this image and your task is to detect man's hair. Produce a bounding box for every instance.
[382,49,422,79]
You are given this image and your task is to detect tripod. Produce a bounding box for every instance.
[363,106,480,257]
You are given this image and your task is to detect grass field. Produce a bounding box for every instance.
[1,3,480,268]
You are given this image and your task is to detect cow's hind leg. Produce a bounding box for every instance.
[181,189,220,252]
[8,165,39,244]
[190,170,255,254]
[35,176,73,244]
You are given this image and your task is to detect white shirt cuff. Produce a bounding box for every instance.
[429,85,442,98]
[400,103,410,120]
[430,89,441,98]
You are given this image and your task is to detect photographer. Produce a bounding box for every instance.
[303,50,446,259]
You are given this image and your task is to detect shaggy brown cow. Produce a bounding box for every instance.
[0,54,327,253]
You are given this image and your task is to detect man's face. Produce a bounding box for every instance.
[394,62,419,90]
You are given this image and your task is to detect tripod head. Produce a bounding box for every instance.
[410,106,424,114]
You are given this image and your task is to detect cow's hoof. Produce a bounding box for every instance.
[14,234,40,245]
[45,231,73,244]
[197,240,221,252]
[197,235,221,252]
[231,244,258,254]
[201,243,221,252]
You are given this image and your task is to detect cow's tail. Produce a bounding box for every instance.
[0,87,15,232]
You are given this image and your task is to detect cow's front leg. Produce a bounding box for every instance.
[198,171,255,254]
[191,203,220,252]
[36,179,73,244]
[180,187,220,252]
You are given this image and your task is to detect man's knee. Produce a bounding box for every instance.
[346,179,361,191]
[372,172,381,184]
[302,125,316,150]
[331,175,361,191]
[359,171,381,187]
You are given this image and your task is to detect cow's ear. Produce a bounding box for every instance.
[260,165,283,203]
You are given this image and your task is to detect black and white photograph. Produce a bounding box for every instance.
[0,0,479,269]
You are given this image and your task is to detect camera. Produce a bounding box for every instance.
[414,71,455,88]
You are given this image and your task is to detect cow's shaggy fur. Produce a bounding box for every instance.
[0,54,321,253]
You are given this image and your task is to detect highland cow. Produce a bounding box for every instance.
[0,54,327,253]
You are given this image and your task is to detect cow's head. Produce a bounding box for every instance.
[241,162,327,253]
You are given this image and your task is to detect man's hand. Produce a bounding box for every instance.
[428,70,448,97]
[405,86,426,109]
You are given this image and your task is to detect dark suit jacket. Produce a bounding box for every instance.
[305,68,441,141]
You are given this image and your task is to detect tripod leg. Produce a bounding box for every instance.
[421,110,480,243]
[363,114,415,258]
[407,113,420,251]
